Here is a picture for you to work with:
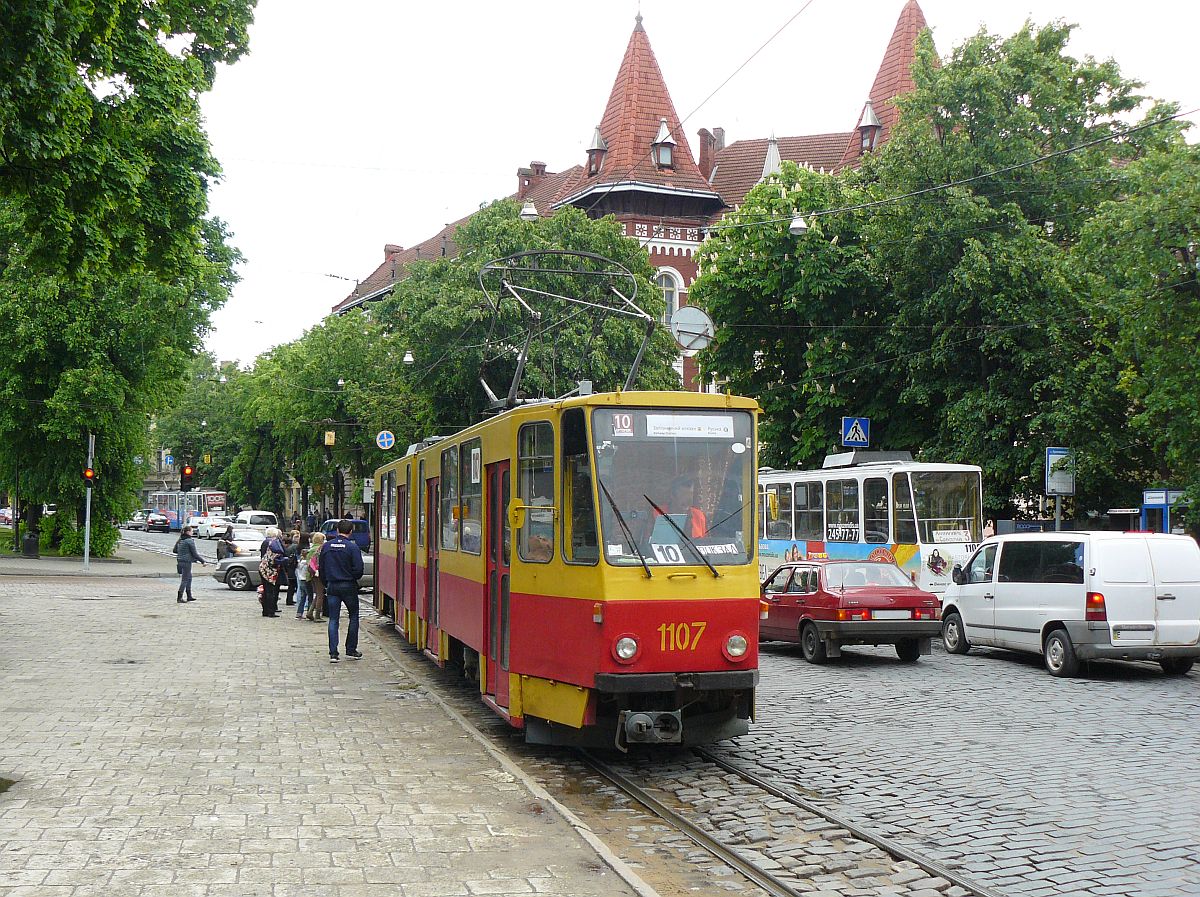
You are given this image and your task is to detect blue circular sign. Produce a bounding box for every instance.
[376,430,395,450]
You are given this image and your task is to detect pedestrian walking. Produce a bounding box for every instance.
[172,526,207,603]
[258,526,286,617]
[319,519,364,663]
[293,532,313,619]
[305,531,327,621]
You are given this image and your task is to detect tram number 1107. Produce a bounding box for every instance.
[658,621,707,652]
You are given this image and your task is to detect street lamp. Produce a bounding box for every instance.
[789,216,809,236]
[336,378,345,387]
[403,350,415,365]
[519,201,539,221]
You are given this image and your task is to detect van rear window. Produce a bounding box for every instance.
[250,515,274,526]
[998,540,1084,584]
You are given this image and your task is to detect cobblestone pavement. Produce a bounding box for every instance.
[0,577,641,897]
[364,611,967,897]
[712,641,1200,897]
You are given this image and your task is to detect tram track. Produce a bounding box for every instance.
[581,747,1004,897]
[363,608,1004,897]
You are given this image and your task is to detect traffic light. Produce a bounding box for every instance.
[180,464,194,492]
[82,467,97,488]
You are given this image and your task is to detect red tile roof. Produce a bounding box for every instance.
[710,133,853,206]
[839,0,928,168]
[566,16,713,200]
[332,167,583,314]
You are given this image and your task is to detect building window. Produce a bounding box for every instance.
[656,143,673,168]
[656,271,679,324]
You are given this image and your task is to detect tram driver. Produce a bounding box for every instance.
[647,475,708,541]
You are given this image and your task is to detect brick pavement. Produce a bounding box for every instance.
[0,576,647,897]
[716,641,1200,897]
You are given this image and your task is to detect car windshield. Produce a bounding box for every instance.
[592,408,754,567]
[825,562,916,589]
[909,471,982,543]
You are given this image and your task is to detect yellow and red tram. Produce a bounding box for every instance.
[372,389,761,747]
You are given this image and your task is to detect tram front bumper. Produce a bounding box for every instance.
[593,670,759,692]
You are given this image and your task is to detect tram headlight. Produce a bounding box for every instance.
[723,632,749,661]
[613,635,640,664]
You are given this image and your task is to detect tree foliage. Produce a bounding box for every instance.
[693,19,1195,520]
[0,2,253,552]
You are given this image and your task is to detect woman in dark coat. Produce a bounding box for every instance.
[259,527,286,617]
[173,526,207,603]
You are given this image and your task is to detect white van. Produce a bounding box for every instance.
[941,532,1200,677]
[233,509,278,533]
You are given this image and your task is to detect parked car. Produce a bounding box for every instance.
[942,532,1200,677]
[320,518,370,552]
[122,510,150,530]
[196,515,233,539]
[215,527,266,561]
[213,553,374,592]
[234,509,278,532]
[761,559,942,663]
[145,510,171,532]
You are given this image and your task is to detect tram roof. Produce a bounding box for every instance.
[758,460,982,480]
[394,390,760,460]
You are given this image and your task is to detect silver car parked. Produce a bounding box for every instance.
[212,554,374,592]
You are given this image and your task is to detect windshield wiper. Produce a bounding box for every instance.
[597,478,651,579]
[642,494,720,579]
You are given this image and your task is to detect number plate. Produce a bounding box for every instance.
[658,621,707,652]
[871,610,911,620]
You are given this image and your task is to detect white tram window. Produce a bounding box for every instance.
[518,422,555,564]
[892,473,917,544]
[460,438,482,555]
[795,482,823,540]
[765,484,792,540]
[562,409,599,564]
[864,477,889,543]
[440,445,459,551]
[826,479,860,542]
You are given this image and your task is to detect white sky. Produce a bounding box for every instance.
[200,0,1200,366]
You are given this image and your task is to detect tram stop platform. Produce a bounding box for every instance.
[0,575,653,897]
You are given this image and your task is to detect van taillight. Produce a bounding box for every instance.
[1086,592,1107,622]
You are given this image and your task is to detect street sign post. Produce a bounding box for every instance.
[324,431,336,447]
[841,417,870,448]
[1045,447,1075,531]
[376,430,395,450]
[83,433,95,573]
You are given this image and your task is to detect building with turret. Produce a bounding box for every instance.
[333,2,930,389]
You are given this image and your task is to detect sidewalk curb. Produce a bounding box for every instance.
[363,615,662,897]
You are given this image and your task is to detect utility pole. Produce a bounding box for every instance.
[83,433,95,572]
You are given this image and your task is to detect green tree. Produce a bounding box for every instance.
[864,21,1159,516]
[375,201,679,431]
[0,2,252,552]
[1076,140,1200,523]
[689,164,889,467]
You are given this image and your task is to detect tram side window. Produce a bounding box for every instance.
[518,421,555,563]
[562,409,598,564]
[795,482,823,540]
[440,445,459,551]
[765,484,793,539]
[417,460,425,547]
[864,477,889,544]
[757,485,765,539]
[826,479,860,542]
[892,474,917,544]
[460,438,482,555]
[404,466,412,544]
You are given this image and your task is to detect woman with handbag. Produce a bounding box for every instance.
[258,527,286,617]
[172,526,207,603]
[304,532,327,621]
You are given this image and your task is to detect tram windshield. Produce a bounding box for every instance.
[591,408,754,567]
[909,471,982,544]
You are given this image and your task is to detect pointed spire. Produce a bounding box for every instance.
[839,0,929,168]
[588,126,608,153]
[582,16,712,192]
[760,133,782,181]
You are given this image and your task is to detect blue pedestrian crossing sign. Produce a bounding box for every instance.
[841,417,870,448]
[375,430,396,451]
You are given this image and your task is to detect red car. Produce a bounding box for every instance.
[761,559,942,663]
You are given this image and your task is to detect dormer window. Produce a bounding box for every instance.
[858,100,882,154]
[587,126,607,177]
[652,117,675,169]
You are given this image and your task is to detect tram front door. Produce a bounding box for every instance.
[485,461,511,708]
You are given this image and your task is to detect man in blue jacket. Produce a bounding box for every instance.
[319,519,364,663]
